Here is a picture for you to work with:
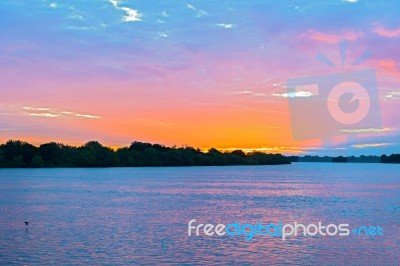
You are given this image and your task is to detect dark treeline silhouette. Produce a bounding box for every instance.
[381,154,400,163]
[288,155,399,164]
[0,140,291,168]
[288,155,349,162]
[288,156,332,162]
[332,156,347,163]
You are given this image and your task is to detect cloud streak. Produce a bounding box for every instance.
[373,25,400,38]
[339,128,394,133]
[384,91,400,100]
[351,143,395,149]
[108,0,142,22]
[272,91,313,98]
[186,3,207,17]
[305,29,363,43]
[23,107,100,119]
[216,23,236,29]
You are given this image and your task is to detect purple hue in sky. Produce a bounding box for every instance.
[0,0,399,155]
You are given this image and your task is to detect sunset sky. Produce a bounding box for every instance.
[1,0,399,155]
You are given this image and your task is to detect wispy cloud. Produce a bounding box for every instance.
[343,0,358,3]
[108,0,142,22]
[230,90,268,97]
[157,32,168,38]
[231,90,253,95]
[109,0,119,7]
[75,114,101,119]
[339,128,394,133]
[49,2,57,8]
[0,128,26,131]
[384,91,400,100]
[378,59,400,75]
[120,7,142,22]
[186,3,207,17]
[231,89,312,98]
[216,23,236,29]
[272,91,313,98]
[69,14,84,20]
[305,29,363,43]
[23,106,100,119]
[23,107,51,111]
[351,143,395,149]
[373,25,400,38]
[67,26,96,31]
[28,113,59,118]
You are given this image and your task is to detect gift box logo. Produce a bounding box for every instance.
[286,41,381,142]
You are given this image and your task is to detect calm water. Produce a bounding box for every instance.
[0,163,399,265]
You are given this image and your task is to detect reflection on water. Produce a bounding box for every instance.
[0,163,399,264]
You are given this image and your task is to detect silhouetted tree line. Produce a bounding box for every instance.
[288,155,348,162]
[381,154,400,163]
[0,140,291,168]
[347,155,381,163]
[288,155,399,163]
[288,155,332,162]
[332,156,347,163]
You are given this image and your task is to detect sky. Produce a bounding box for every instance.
[0,0,399,155]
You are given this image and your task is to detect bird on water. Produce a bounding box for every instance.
[24,221,29,226]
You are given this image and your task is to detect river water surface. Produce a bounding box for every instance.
[0,163,399,265]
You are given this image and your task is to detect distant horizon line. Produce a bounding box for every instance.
[0,139,398,158]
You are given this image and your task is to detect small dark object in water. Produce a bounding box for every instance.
[24,221,29,226]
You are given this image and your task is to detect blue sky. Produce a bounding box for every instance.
[0,0,399,155]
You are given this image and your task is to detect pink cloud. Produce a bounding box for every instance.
[378,59,400,75]
[373,25,400,38]
[304,29,364,43]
